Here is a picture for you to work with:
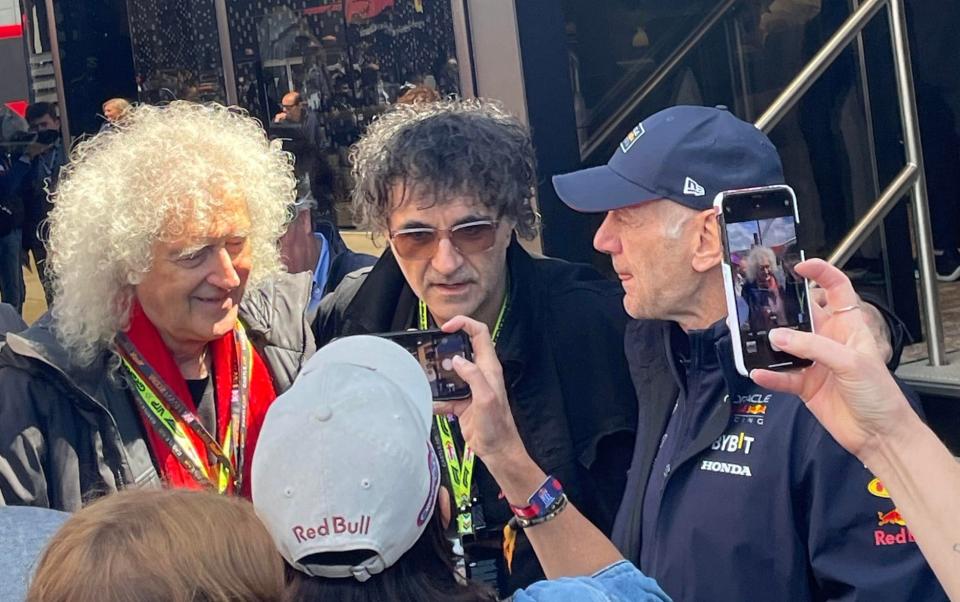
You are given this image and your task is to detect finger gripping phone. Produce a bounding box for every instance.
[716,185,814,376]
[373,329,473,400]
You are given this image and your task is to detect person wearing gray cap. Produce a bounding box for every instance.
[553,105,940,601]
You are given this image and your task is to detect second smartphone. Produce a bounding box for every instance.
[373,329,473,400]
[715,184,814,376]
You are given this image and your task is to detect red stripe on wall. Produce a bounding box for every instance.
[0,23,23,39]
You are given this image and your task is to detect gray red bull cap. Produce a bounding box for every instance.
[252,336,440,582]
[552,105,785,212]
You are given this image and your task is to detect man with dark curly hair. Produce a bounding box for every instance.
[314,99,638,596]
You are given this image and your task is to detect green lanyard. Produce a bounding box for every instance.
[419,293,508,535]
[117,323,252,494]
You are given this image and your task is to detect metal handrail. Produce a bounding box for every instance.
[755,0,945,365]
[754,0,886,132]
[828,163,917,267]
[580,0,739,161]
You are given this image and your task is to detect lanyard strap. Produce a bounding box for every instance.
[419,290,508,535]
[116,324,252,493]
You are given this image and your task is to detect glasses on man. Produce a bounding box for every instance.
[389,220,499,260]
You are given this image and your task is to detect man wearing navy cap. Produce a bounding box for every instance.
[553,105,943,600]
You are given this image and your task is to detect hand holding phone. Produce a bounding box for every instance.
[716,184,814,376]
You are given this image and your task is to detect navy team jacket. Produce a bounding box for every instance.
[613,319,945,601]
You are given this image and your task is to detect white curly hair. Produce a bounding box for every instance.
[47,102,295,365]
[744,246,779,282]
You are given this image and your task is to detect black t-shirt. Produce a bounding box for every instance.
[185,377,216,436]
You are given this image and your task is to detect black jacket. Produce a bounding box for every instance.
[315,240,638,593]
[614,319,941,601]
[0,154,30,236]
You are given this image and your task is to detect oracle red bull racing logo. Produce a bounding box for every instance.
[731,393,770,425]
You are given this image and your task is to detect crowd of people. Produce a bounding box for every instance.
[0,98,956,602]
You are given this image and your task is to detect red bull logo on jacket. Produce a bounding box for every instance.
[867,477,890,498]
[877,509,906,527]
[874,507,916,546]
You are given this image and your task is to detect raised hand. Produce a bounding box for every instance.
[750,259,918,460]
[432,315,527,465]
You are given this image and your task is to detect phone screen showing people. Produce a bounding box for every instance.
[374,329,473,400]
[718,185,813,374]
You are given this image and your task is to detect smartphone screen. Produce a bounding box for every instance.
[718,186,813,374]
[373,329,473,400]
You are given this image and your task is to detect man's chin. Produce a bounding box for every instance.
[205,311,239,339]
[424,296,478,325]
[623,297,650,321]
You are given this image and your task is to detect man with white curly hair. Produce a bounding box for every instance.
[741,245,788,332]
[0,102,316,511]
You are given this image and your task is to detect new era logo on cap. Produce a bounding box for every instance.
[683,177,705,197]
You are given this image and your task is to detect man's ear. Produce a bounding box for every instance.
[691,208,723,273]
[297,209,313,235]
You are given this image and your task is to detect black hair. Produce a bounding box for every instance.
[349,99,539,239]
[26,102,58,123]
[282,515,495,602]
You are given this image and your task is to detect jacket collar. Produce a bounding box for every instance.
[665,317,754,399]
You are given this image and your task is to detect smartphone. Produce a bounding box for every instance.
[374,329,473,400]
[715,185,813,376]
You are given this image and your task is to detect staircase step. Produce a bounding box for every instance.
[898,351,960,398]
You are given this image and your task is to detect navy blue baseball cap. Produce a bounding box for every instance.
[553,105,784,213]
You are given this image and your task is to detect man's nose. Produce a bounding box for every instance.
[594,213,621,254]
[208,247,241,288]
[431,236,464,274]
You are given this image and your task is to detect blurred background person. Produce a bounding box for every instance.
[0,131,38,314]
[397,84,441,105]
[0,105,27,143]
[22,102,67,307]
[278,179,374,312]
[25,489,284,602]
[0,301,27,339]
[99,97,132,133]
[271,91,335,223]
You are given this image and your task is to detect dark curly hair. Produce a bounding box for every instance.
[349,99,539,239]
